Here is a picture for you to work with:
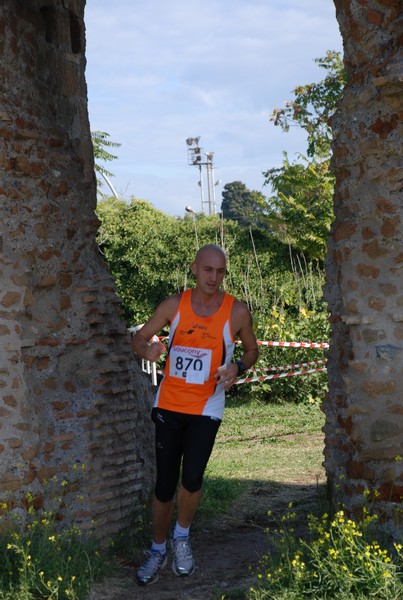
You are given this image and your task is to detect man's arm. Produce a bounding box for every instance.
[217,300,259,390]
[131,294,180,362]
[235,306,259,371]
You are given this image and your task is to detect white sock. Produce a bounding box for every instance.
[173,522,190,539]
[151,540,166,555]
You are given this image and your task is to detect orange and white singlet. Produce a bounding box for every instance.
[154,289,236,419]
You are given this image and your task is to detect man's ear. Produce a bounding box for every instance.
[191,261,197,276]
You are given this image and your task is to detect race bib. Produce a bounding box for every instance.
[169,345,212,384]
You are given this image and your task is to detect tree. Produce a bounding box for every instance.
[221,181,266,227]
[264,153,335,260]
[96,197,184,323]
[263,51,346,261]
[270,51,346,159]
[91,130,121,196]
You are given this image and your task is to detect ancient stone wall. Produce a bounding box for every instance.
[324,0,403,526]
[0,0,154,540]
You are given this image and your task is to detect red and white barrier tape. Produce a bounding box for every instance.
[251,359,327,373]
[236,366,326,384]
[158,336,329,349]
[255,340,329,349]
[155,364,327,382]
[149,337,329,384]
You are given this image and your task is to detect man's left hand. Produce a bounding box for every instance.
[215,363,238,390]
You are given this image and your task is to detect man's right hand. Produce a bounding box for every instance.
[132,331,166,362]
[145,336,166,362]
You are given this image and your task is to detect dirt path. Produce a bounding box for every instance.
[90,480,325,600]
[90,524,267,600]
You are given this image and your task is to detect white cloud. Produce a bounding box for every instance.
[85,0,342,215]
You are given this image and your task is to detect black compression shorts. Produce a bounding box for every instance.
[151,407,221,503]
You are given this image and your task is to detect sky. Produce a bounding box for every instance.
[84,1,343,218]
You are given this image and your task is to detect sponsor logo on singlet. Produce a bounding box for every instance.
[169,345,212,384]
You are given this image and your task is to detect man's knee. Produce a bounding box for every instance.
[181,473,203,493]
[155,480,177,503]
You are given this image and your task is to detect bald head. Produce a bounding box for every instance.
[195,244,226,264]
[191,245,227,293]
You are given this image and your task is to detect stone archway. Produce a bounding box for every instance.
[0,0,402,541]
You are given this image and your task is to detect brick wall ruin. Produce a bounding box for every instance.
[324,0,403,526]
[0,0,154,540]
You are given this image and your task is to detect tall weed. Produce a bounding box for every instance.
[249,504,403,600]
[0,487,108,600]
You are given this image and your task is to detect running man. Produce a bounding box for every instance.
[131,244,259,586]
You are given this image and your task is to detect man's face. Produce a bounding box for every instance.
[191,249,226,296]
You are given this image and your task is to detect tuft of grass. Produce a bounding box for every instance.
[199,476,242,520]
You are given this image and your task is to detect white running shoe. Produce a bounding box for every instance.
[171,537,195,577]
[136,549,167,586]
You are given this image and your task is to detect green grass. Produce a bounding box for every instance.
[198,399,325,524]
